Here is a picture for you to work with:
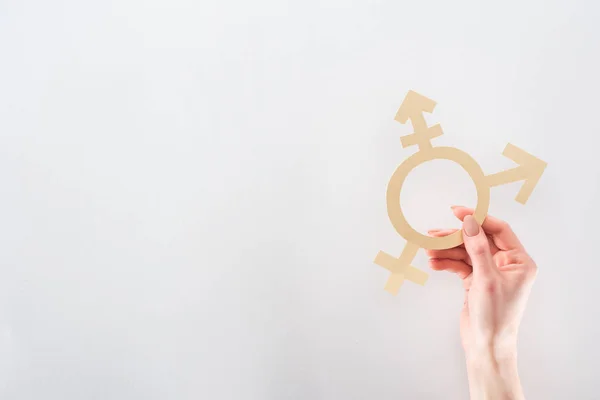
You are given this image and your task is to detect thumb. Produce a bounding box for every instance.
[462,215,496,278]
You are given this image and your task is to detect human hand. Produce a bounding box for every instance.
[427,206,537,399]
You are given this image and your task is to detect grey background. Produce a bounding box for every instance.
[0,0,598,399]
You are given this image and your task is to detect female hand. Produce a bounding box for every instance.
[427,206,538,399]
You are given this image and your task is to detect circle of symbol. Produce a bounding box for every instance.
[387,146,490,250]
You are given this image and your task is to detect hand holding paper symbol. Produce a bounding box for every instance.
[375,91,547,295]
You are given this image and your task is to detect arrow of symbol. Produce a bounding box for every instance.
[395,90,443,151]
[485,143,547,204]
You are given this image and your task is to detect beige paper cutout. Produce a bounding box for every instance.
[375,90,547,295]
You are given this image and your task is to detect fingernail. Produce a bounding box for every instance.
[450,205,459,209]
[463,215,479,237]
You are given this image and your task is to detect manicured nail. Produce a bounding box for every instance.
[463,215,479,237]
[450,205,460,209]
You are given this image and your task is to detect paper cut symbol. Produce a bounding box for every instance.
[375,91,547,295]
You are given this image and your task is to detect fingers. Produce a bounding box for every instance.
[462,215,497,279]
[428,228,500,254]
[426,247,471,265]
[428,258,473,279]
[428,228,458,236]
[451,206,523,251]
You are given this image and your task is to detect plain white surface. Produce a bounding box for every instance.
[0,0,599,399]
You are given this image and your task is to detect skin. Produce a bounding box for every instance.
[426,206,538,400]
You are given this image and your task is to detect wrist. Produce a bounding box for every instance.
[466,345,523,400]
[467,345,517,372]
[465,330,519,364]
[466,339,517,365]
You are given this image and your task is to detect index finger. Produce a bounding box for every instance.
[450,205,523,251]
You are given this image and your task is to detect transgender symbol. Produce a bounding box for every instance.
[374,91,547,295]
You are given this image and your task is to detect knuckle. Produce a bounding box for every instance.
[481,280,497,294]
[469,241,489,256]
